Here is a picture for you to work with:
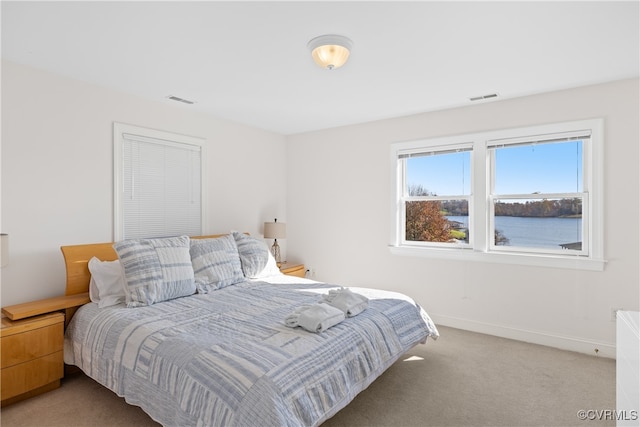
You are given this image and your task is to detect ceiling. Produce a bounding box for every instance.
[2,1,638,135]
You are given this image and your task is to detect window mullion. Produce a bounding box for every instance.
[473,140,488,251]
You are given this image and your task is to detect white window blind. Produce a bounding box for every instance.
[114,123,205,240]
[486,129,591,148]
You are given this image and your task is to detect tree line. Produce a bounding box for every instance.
[494,198,581,217]
[441,198,581,217]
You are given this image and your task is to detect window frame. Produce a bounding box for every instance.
[113,122,207,241]
[389,119,605,271]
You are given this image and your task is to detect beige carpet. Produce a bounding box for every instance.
[0,326,615,427]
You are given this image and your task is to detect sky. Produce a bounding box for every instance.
[406,140,583,196]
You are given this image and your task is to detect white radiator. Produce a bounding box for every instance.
[617,311,640,427]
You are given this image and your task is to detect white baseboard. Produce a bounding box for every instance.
[430,314,616,359]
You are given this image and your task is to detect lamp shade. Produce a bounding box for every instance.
[308,34,352,70]
[264,221,286,239]
[1,234,8,268]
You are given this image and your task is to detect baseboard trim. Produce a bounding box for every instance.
[430,314,616,359]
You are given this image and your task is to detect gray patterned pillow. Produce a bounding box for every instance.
[190,235,245,293]
[232,232,270,278]
[113,235,195,307]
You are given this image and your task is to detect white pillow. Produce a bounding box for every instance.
[256,247,283,278]
[88,257,126,308]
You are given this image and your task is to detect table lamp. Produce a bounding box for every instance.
[263,219,286,266]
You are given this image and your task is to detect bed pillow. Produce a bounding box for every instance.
[190,234,245,293]
[232,231,282,278]
[88,257,126,308]
[113,235,195,307]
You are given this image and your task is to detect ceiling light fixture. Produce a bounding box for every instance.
[307,34,353,70]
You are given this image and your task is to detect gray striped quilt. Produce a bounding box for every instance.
[65,280,438,427]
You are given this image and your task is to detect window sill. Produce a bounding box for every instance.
[389,245,606,271]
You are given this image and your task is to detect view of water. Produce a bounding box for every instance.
[447,215,582,249]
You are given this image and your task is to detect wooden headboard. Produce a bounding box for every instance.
[60,234,231,297]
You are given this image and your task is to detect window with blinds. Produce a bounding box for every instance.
[113,123,205,240]
[389,118,605,271]
[488,132,588,255]
[399,146,472,247]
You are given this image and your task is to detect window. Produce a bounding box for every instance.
[390,119,604,270]
[114,123,206,240]
[401,146,472,247]
[489,135,586,255]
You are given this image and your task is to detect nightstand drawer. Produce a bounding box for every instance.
[0,312,65,405]
[1,314,64,368]
[1,351,63,400]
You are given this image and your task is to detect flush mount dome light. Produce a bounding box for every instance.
[308,34,353,70]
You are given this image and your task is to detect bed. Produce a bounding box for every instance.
[62,233,439,427]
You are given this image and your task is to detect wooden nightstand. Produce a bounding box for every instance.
[279,262,306,278]
[1,312,64,406]
[1,292,90,406]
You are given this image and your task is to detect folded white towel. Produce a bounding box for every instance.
[285,303,345,333]
[322,287,369,317]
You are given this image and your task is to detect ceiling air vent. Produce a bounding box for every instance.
[469,93,498,102]
[166,95,195,105]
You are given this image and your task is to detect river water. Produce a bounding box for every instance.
[447,215,582,249]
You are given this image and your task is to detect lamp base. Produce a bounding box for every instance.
[271,240,281,266]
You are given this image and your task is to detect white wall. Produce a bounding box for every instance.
[286,79,640,357]
[1,60,287,306]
